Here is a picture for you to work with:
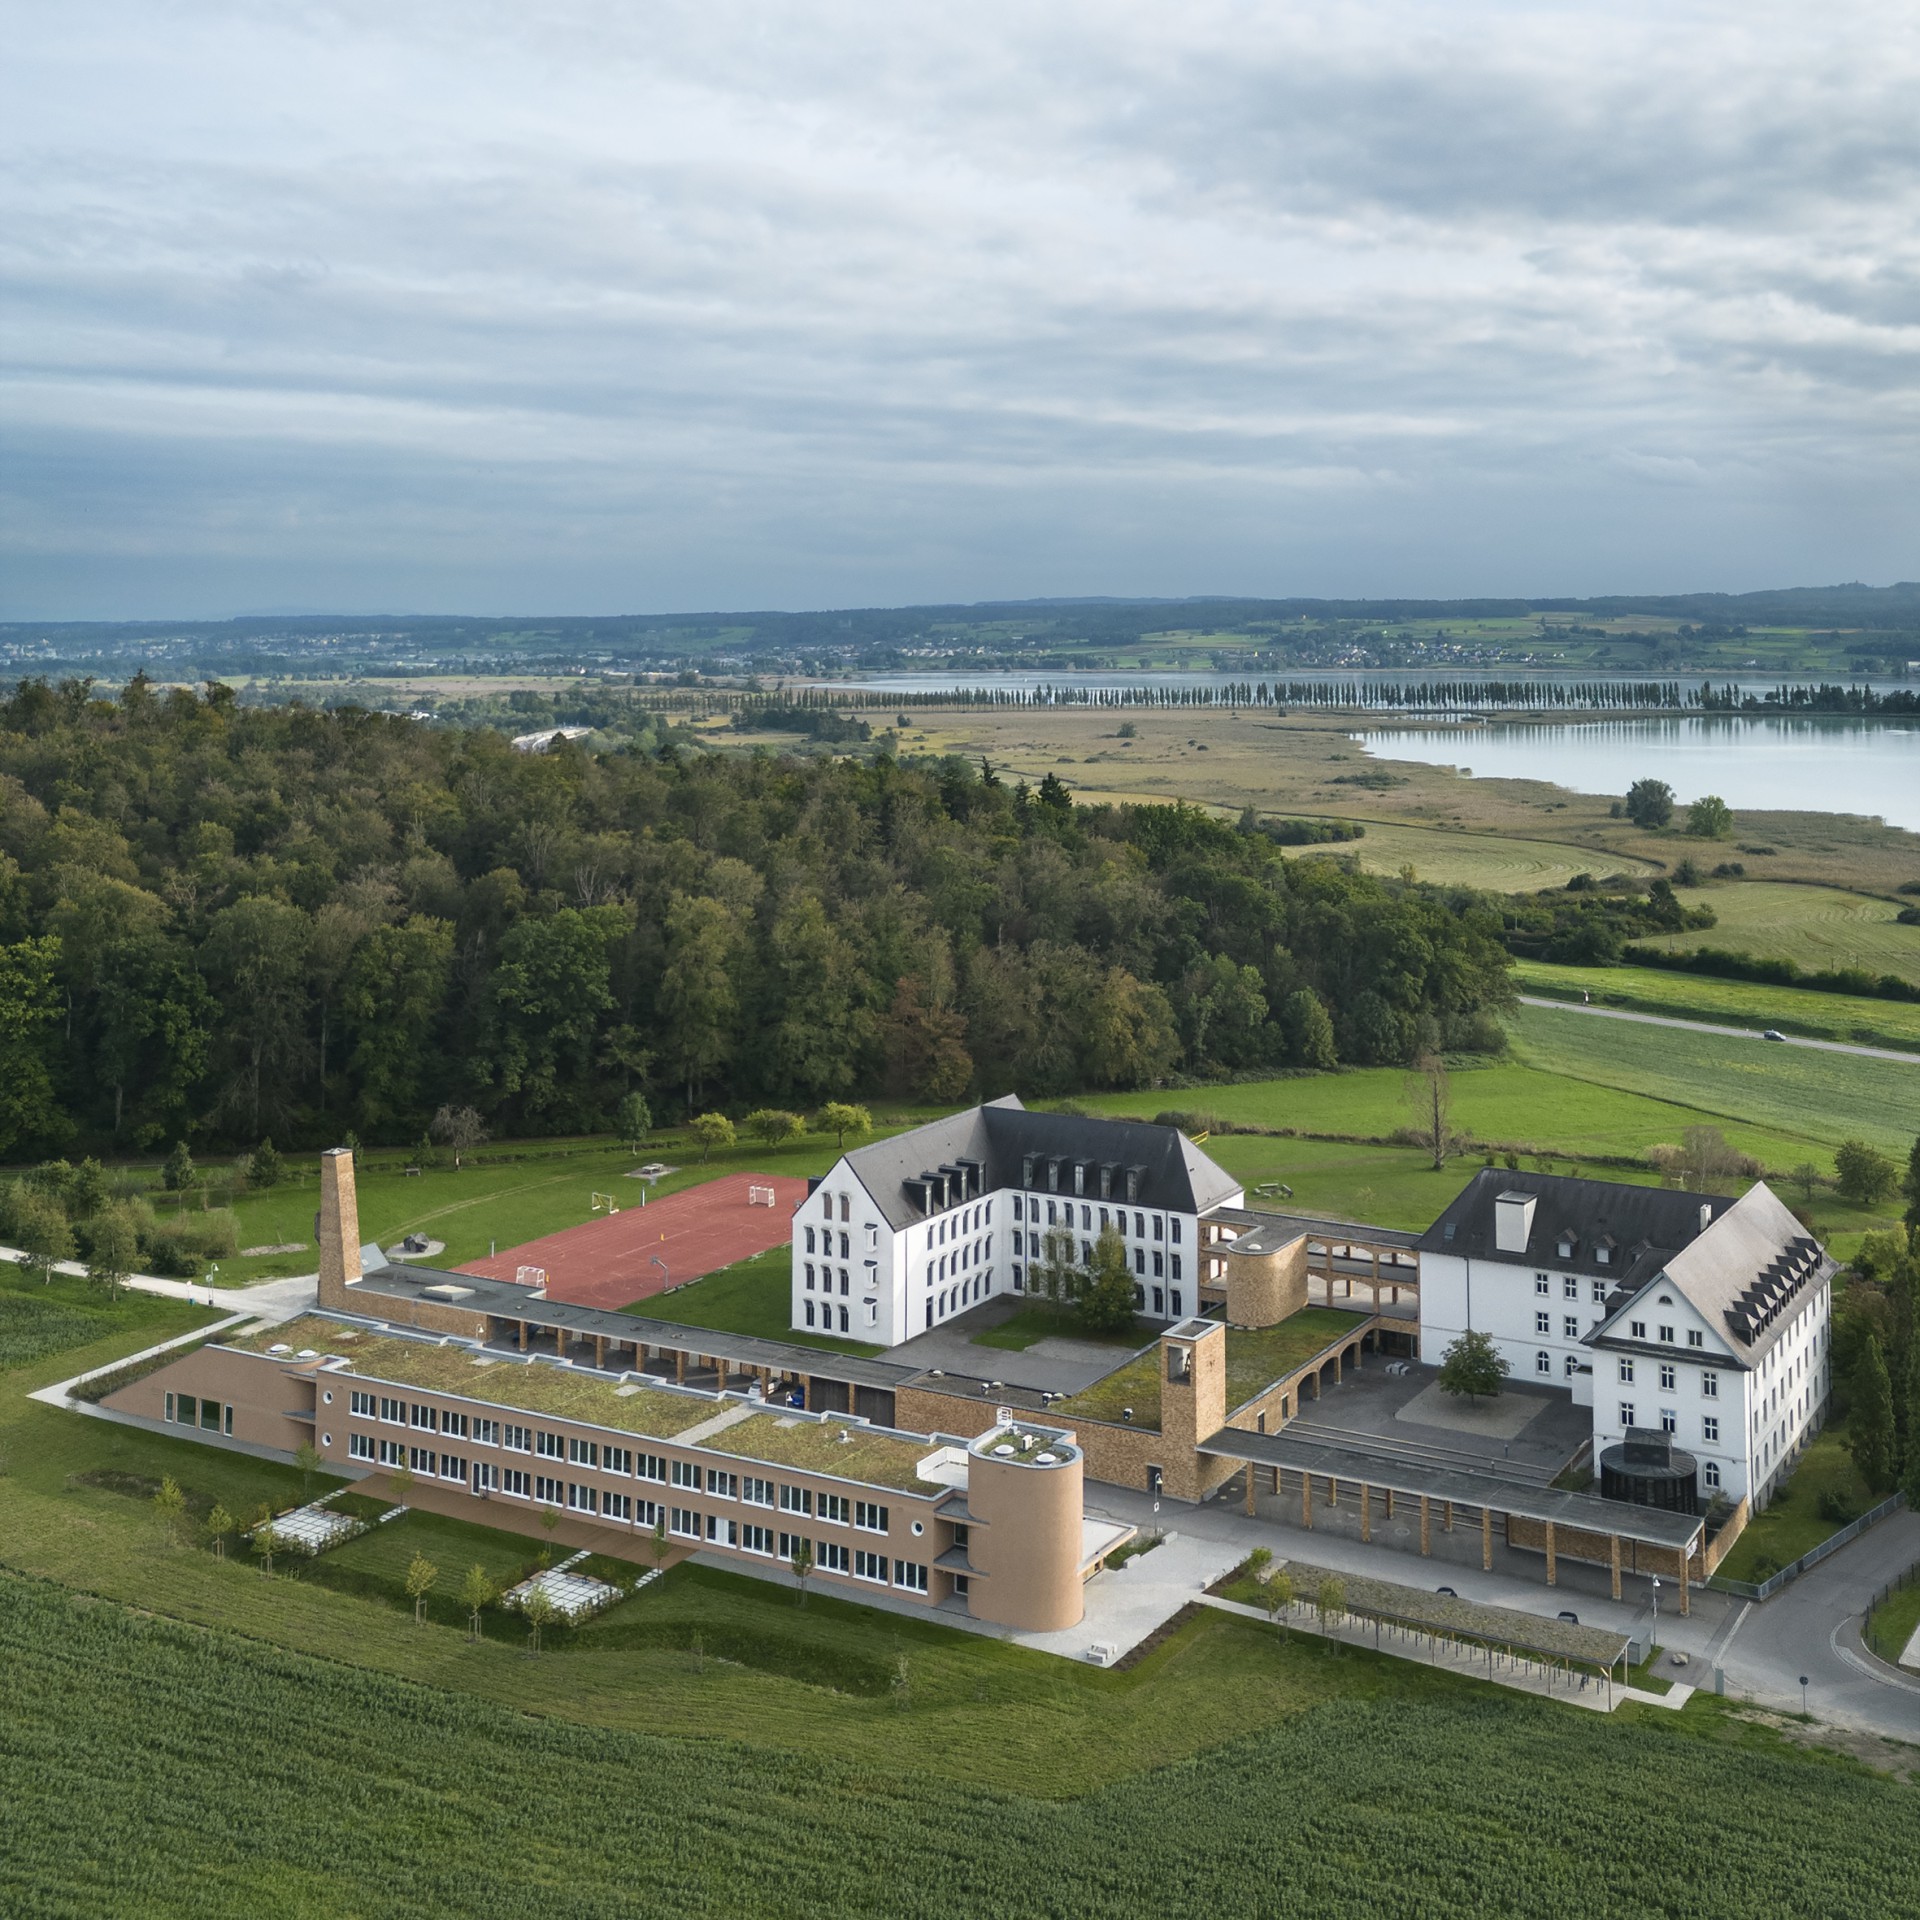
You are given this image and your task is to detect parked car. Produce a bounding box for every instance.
[1436,1586,1457,1597]
[1558,1609,1580,1625]
[1762,1029,1787,1042]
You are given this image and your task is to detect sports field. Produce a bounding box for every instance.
[457,1171,805,1309]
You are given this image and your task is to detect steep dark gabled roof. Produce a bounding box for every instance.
[840,1095,1242,1230]
[1417,1167,1735,1278]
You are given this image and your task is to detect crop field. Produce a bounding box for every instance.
[1517,959,1920,1052]
[1292,820,1658,892]
[1634,881,1920,987]
[1509,1005,1920,1157]
[5,1576,1920,1920]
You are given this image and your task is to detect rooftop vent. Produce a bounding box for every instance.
[1699,1202,1713,1235]
[1493,1191,1536,1254]
[268,1343,292,1355]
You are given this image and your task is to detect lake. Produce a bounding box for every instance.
[1357,716,1920,832]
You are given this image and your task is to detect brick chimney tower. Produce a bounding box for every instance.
[316,1147,362,1310]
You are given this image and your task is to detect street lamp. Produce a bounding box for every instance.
[1800,1674,1810,1717]
[1650,1574,1662,1647]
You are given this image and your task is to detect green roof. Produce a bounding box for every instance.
[701,1411,944,1493]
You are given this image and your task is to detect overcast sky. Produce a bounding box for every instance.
[3,1,1916,619]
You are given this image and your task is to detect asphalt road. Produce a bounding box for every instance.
[1519,993,1920,1067]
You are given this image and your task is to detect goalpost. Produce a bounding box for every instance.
[747,1185,777,1208]
[591,1192,620,1215]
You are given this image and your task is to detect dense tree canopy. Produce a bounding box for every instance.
[0,680,1514,1153]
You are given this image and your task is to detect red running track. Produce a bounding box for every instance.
[457,1171,806,1311]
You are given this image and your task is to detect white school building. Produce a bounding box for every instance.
[792,1096,1244,1347]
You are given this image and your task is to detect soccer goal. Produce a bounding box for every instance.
[746,1184,777,1208]
[514,1265,548,1290]
[591,1192,620,1215]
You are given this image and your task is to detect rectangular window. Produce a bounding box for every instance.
[671,1459,700,1489]
[348,1432,375,1461]
[1687,1330,1704,1348]
[601,1445,633,1477]
[817,1540,850,1574]
[855,1501,888,1533]
[1591,1281,1607,1304]
[741,1524,775,1556]
[410,1404,436,1431]
[779,1484,812,1516]
[566,1482,598,1514]
[1563,1276,1578,1300]
[636,1498,661,1530]
[1620,1402,1636,1427]
[474,1418,500,1448]
[853,1549,888,1584]
[409,1446,436,1475]
[535,1431,564,1459]
[1170,1254,1182,1281]
[706,1468,738,1500]
[534,1474,563,1505]
[473,1460,500,1492]
[440,1410,468,1439]
[1629,1320,1646,1339]
[566,1436,598,1468]
[1170,1219,1180,1244]
[742,1477,775,1507]
[670,1508,701,1538]
[778,1531,807,1561]
[805,1300,816,1328]
[378,1438,405,1467]
[1535,1274,1550,1296]
[1563,1315,1578,1338]
[1702,1416,1720,1443]
[503,1424,533,1453]
[502,1467,531,1498]
[440,1454,468,1482]
[603,1490,632,1523]
[200,1399,221,1432]
[893,1560,929,1593]
[1660,1364,1676,1391]
[1152,1250,1164,1278]
[380,1396,405,1424]
[350,1389,376,1417]
[1658,1325,1675,1344]
[1660,1409,1677,1433]
[1536,1311,1551,1334]
[1618,1360,1634,1384]
[705,1514,738,1547]
[636,1452,667,1483]
[819,1494,850,1526]
[1702,1372,1719,1399]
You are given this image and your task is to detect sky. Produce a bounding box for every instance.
[2,0,1917,619]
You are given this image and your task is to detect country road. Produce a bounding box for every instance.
[1518,993,1920,1067]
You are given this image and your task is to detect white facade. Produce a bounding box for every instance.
[791,1106,1240,1350]
[1417,1249,1614,1404]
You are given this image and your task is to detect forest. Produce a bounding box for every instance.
[0,678,1514,1157]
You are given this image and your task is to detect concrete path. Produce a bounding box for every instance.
[1519,994,1920,1066]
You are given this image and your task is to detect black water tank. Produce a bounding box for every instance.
[1599,1427,1699,1515]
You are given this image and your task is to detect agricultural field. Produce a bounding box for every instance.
[1517,958,1920,1052]
[1293,820,1658,892]
[6,1570,1920,1918]
[1633,881,1920,988]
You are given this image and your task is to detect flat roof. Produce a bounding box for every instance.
[351,1260,917,1392]
[1200,1426,1704,1554]
[1204,1205,1423,1251]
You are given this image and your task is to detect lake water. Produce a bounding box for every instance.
[1357,717,1920,831]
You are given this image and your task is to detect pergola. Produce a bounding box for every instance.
[1203,1426,1704,1610]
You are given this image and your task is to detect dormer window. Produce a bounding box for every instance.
[1556,1236,1576,1260]
[1595,1246,1611,1266]
[1073,1164,1086,1196]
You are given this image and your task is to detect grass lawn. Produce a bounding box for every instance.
[1713,1426,1876,1584]
[1517,957,1920,1053]
[628,1246,885,1358]
[1057,1308,1368,1429]
[1867,1579,1920,1667]
[1635,880,1920,989]
[971,1304,1144,1351]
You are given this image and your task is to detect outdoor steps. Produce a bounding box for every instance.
[1278,1417,1563,1486]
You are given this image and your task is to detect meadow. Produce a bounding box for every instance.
[1633,880,1920,988]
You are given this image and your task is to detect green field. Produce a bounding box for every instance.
[1296,819,1658,892]
[1636,881,1920,987]
[1712,1426,1874,1585]
[1517,958,1920,1052]
[629,1246,884,1357]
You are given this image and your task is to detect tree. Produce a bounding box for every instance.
[880,973,974,1102]
[429,1103,488,1168]
[200,896,313,1137]
[14,1188,73,1284]
[650,1511,669,1573]
[1906,1135,1920,1229]
[459,1563,495,1642]
[790,1535,815,1606]
[68,1158,108,1220]
[815,1103,872,1151]
[616,1091,653,1156]
[161,1140,195,1194]
[1437,1329,1509,1405]
[1077,1227,1139,1335]
[1246,1546,1272,1586]
[389,1459,414,1503]
[86,1201,140,1298]
[1791,1162,1826,1206]
[659,894,743,1108]
[522,1584,555,1656]
[405,1552,439,1626]
[0,936,65,1159]
[688,1112,735,1162]
[1406,1051,1460,1171]
[539,1505,561,1562]
[204,1502,234,1560]
[1686,794,1734,840]
[152,1474,187,1543]
[293,1441,323,1499]
[1625,779,1675,829]
[1265,1567,1294,1637]
[483,908,623,1131]
[1315,1574,1346,1644]
[1852,1334,1897,1492]
[745,1108,806,1148]
[1836,1139,1899,1208]
[1281,989,1338,1070]
[1034,1225,1082,1303]
[248,1137,283,1188]
[253,1516,280,1577]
